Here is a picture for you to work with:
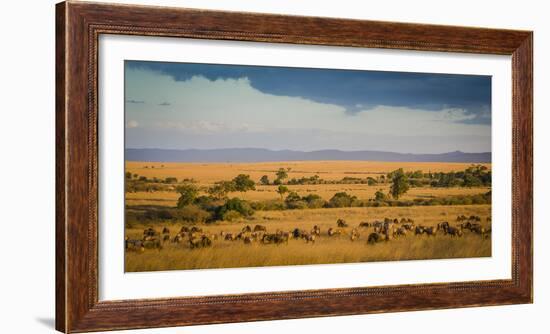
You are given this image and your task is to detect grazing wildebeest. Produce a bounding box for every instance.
[337,219,348,228]
[327,227,342,237]
[143,227,159,237]
[163,234,170,242]
[402,223,415,231]
[224,233,235,241]
[311,225,321,236]
[359,221,371,228]
[172,234,184,243]
[162,227,170,234]
[189,235,212,249]
[423,226,438,236]
[242,225,252,233]
[393,227,407,238]
[393,218,399,224]
[350,228,360,241]
[243,236,253,244]
[125,237,143,251]
[190,226,203,233]
[367,232,383,244]
[445,226,463,237]
[262,233,286,245]
[469,215,481,222]
[302,233,316,243]
[437,221,450,232]
[415,226,425,235]
[180,226,190,233]
[277,230,290,243]
[142,238,162,250]
[254,224,267,232]
[456,215,468,222]
[292,228,306,239]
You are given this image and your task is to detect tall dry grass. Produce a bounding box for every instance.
[125,205,491,272]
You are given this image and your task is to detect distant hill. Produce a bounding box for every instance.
[125,148,491,163]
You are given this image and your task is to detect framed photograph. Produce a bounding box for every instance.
[56,1,532,332]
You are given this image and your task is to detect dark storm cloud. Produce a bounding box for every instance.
[126,60,491,125]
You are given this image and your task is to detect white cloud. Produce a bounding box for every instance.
[125,68,490,152]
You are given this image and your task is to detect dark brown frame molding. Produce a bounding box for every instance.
[56,1,533,332]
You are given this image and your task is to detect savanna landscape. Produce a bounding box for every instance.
[124,60,493,272]
[124,160,492,272]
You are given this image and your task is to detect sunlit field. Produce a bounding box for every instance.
[125,160,492,272]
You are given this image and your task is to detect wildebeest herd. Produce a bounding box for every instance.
[125,214,491,252]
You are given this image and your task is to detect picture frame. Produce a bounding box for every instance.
[56,1,532,332]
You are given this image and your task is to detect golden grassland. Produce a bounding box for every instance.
[125,205,491,272]
[126,185,490,206]
[125,160,491,206]
[126,160,491,183]
[125,160,492,272]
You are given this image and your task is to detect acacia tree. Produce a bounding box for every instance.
[389,168,410,199]
[259,175,270,185]
[274,168,289,184]
[276,185,289,200]
[232,174,256,192]
[176,183,198,208]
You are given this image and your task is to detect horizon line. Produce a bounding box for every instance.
[125,147,492,155]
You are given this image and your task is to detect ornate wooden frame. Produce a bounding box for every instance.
[56,1,533,332]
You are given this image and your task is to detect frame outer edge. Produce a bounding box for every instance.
[55,1,534,332]
[55,1,68,332]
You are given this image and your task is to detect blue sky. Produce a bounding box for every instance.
[125,61,491,154]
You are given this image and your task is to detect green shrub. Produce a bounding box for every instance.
[176,204,211,223]
[327,192,357,208]
[215,198,254,220]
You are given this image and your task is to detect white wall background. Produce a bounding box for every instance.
[0,0,546,333]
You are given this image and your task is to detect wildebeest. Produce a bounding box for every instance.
[162,227,170,234]
[180,226,190,233]
[172,233,184,243]
[367,232,383,244]
[393,227,407,238]
[359,221,371,228]
[469,215,481,222]
[423,226,438,236]
[243,236,253,244]
[189,235,212,249]
[445,226,463,237]
[311,225,321,236]
[163,234,170,242]
[437,221,450,232]
[262,233,286,245]
[415,226,425,235]
[350,228,360,241]
[143,227,159,237]
[292,228,307,239]
[190,226,203,233]
[242,225,252,233]
[142,238,162,250]
[125,237,144,251]
[456,215,468,222]
[402,222,415,231]
[327,227,342,237]
[253,224,267,232]
[224,233,235,241]
[302,233,316,243]
[337,219,348,228]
